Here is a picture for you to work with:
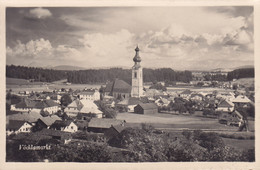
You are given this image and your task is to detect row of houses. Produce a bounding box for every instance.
[10,99,60,114]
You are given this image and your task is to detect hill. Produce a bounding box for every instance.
[51,65,87,71]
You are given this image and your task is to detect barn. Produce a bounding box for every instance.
[134,103,158,114]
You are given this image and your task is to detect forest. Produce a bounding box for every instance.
[6,65,193,84]
[227,68,254,81]
[6,65,254,84]
[6,65,67,82]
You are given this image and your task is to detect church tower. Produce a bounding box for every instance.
[131,46,143,97]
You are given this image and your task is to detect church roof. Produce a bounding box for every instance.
[105,79,131,94]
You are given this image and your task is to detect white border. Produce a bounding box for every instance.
[1,0,259,169]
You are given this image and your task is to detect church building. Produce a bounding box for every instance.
[131,46,143,97]
[104,46,144,99]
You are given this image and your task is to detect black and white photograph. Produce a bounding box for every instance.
[1,1,259,169]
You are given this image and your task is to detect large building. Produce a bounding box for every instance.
[131,46,143,97]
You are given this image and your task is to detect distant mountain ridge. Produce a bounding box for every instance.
[51,65,87,70]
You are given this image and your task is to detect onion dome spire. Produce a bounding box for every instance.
[133,45,141,63]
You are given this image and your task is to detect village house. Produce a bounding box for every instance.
[179,89,192,99]
[10,99,60,114]
[134,103,158,114]
[7,111,43,126]
[216,100,235,112]
[190,93,204,101]
[6,120,32,136]
[231,95,252,107]
[218,110,243,126]
[79,89,100,101]
[64,99,84,117]
[78,99,103,118]
[144,89,164,98]
[104,79,132,99]
[38,129,72,144]
[216,92,235,101]
[50,120,78,133]
[87,118,126,133]
[116,97,142,112]
[35,115,62,130]
[155,97,170,107]
[104,125,126,140]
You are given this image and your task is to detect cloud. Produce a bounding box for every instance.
[6,7,254,70]
[6,38,82,66]
[78,29,135,67]
[27,7,52,19]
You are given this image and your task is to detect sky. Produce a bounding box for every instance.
[6,6,254,70]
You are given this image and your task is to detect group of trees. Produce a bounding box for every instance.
[67,68,193,84]
[6,126,254,162]
[227,68,254,81]
[203,74,227,81]
[6,65,67,82]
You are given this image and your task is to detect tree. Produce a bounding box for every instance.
[60,94,72,107]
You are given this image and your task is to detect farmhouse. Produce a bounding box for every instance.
[36,129,72,144]
[87,118,126,133]
[6,120,32,136]
[134,103,158,114]
[232,95,251,107]
[7,111,43,126]
[116,97,143,112]
[79,99,103,118]
[190,93,204,101]
[79,89,100,101]
[11,99,60,114]
[64,99,84,117]
[216,100,235,112]
[50,120,78,133]
[35,115,62,130]
[179,89,192,99]
[104,125,126,140]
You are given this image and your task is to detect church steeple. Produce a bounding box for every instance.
[131,46,143,98]
[133,45,141,63]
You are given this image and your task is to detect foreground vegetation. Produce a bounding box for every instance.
[6,126,254,162]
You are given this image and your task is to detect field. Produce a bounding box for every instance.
[232,78,254,88]
[117,112,255,150]
[116,112,240,131]
[6,77,102,92]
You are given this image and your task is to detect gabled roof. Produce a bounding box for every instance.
[39,115,62,126]
[7,120,31,130]
[15,99,59,109]
[67,99,83,110]
[88,118,125,129]
[80,89,96,95]
[137,103,158,110]
[180,89,192,95]
[232,95,251,103]
[111,125,126,133]
[15,99,37,108]
[104,79,131,94]
[7,111,43,123]
[79,99,103,114]
[190,93,204,98]
[50,120,75,130]
[218,100,234,107]
[117,97,142,106]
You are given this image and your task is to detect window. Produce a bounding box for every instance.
[71,126,73,129]
[134,72,137,78]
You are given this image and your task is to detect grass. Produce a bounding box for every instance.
[222,138,254,151]
[116,112,240,131]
